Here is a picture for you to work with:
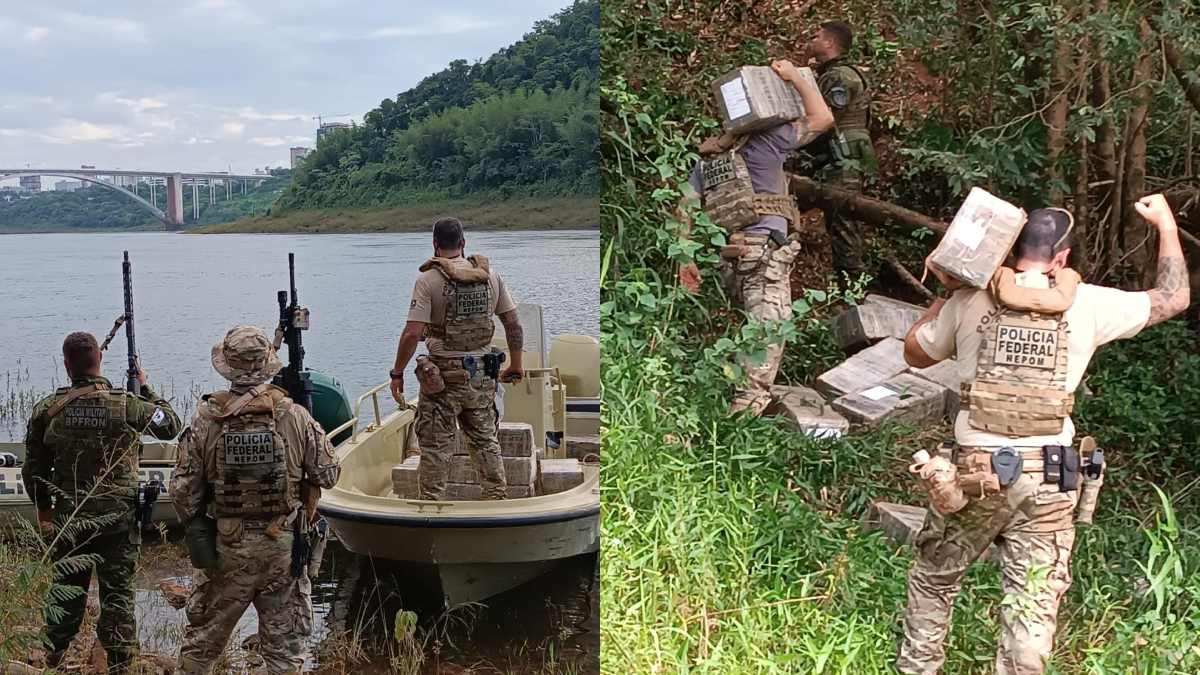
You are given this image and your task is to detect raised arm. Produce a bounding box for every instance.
[771,60,834,139]
[1136,194,1190,327]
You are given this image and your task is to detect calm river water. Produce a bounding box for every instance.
[1,229,600,673]
[0,230,598,439]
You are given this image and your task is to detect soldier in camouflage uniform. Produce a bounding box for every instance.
[24,331,181,673]
[390,217,526,500]
[804,20,876,280]
[171,325,340,674]
[898,197,1189,674]
[678,59,834,416]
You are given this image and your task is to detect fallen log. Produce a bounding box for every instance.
[788,174,948,234]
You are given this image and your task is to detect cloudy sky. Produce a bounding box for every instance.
[0,0,570,179]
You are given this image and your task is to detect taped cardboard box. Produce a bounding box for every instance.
[928,187,1026,289]
[766,385,849,439]
[831,372,949,427]
[815,337,909,398]
[712,66,811,135]
[448,455,537,487]
[834,302,923,353]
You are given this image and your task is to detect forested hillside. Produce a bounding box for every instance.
[602,1,1200,673]
[276,0,598,211]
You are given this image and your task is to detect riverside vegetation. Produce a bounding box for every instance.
[601,0,1200,672]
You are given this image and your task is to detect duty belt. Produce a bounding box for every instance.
[955,446,1089,474]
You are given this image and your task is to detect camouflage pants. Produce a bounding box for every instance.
[46,527,139,673]
[718,236,799,416]
[823,170,866,280]
[417,368,506,500]
[177,522,313,675]
[898,471,1079,675]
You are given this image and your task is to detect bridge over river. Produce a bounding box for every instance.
[0,168,271,229]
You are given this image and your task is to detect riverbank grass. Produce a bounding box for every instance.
[192,196,598,234]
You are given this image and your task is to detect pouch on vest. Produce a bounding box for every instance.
[990,446,1023,487]
[1042,445,1063,484]
[1059,446,1080,491]
[185,515,218,569]
[415,356,445,396]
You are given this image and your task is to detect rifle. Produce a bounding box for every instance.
[99,251,140,394]
[270,254,325,578]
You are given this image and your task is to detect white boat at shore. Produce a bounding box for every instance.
[318,305,601,607]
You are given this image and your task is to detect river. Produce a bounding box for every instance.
[0,229,600,673]
[0,230,599,439]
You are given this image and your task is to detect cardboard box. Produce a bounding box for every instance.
[391,456,421,499]
[444,484,533,501]
[834,302,924,353]
[831,373,949,427]
[539,458,585,495]
[712,66,811,135]
[499,422,536,457]
[447,455,537,487]
[928,187,1026,289]
[766,385,849,439]
[815,337,909,398]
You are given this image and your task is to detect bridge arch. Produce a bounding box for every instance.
[0,171,170,227]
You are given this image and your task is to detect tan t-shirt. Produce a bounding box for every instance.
[916,271,1151,447]
[407,256,517,357]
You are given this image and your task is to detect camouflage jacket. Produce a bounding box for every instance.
[817,57,871,139]
[170,385,340,524]
[23,375,181,514]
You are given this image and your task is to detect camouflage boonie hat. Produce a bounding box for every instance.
[211,325,283,386]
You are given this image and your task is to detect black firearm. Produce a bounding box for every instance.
[270,253,320,578]
[100,251,140,393]
[273,253,312,411]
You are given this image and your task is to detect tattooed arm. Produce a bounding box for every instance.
[1135,194,1191,327]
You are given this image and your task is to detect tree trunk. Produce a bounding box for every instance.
[1163,36,1200,116]
[1073,134,1093,276]
[1045,17,1075,203]
[1121,17,1154,285]
[788,175,947,233]
[1090,0,1119,270]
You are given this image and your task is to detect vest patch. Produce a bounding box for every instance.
[454,283,489,318]
[63,404,109,429]
[222,432,275,465]
[993,323,1057,369]
[701,153,737,190]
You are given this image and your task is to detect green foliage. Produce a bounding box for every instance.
[602,0,1200,672]
[0,179,288,232]
[277,0,598,211]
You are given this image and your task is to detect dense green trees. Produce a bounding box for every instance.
[276,0,598,211]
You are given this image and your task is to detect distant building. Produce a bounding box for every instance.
[19,175,41,192]
[317,121,351,143]
[290,146,311,169]
[54,180,83,192]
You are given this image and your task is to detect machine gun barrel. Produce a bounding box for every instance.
[122,251,139,393]
[274,253,311,411]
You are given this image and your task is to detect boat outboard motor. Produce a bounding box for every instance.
[0,452,17,467]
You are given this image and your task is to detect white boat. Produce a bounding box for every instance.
[0,440,181,528]
[317,305,601,607]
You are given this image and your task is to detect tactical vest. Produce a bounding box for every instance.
[42,383,139,515]
[699,138,798,232]
[820,61,871,134]
[967,306,1073,437]
[421,255,496,352]
[205,388,293,519]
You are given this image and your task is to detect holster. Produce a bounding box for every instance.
[185,515,218,569]
[415,356,446,395]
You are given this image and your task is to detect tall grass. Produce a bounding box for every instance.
[599,2,1200,671]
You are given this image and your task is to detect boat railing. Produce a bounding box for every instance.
[326,381,415,445]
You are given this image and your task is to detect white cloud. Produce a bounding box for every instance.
[48,120,125,143]
[370,15,501,38]
[250,136,286,147]
[25,27,49,42]
[47,12,149,45]
[235,107,307,122]
[98,92,168,114]
[221,121,245,136]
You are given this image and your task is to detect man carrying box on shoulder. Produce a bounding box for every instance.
[677,59,834,417]
[896,194,1189,674]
